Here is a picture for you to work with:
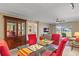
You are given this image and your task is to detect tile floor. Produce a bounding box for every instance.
[63,46,79,56]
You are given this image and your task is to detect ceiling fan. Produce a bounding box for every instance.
[70,3,74,9]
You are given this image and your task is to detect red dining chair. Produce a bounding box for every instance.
[28,34,37,46]
[0,40,11,56]
[42,38,68,56]
[52,34,60,45]
[50,38,68,56]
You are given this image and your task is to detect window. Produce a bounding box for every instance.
[56,24,72,37]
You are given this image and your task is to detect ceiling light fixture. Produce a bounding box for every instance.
[56,18,65,23]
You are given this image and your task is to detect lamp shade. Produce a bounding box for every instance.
[74,32,79,37]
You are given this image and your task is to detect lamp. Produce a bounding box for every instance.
[74,32,79,38]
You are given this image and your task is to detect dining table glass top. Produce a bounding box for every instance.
[17,40,56,56]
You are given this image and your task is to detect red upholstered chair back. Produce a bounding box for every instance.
[55,38,68,56]
[28,34,37,45]
[52,34,60,45]
[0,40,11,56]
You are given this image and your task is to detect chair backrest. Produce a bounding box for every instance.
[28,34,37,45]
[55,38,68,56]
[52,34,60,45]
[0,40,11,56]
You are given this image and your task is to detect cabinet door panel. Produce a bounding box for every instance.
[7,21,17,38]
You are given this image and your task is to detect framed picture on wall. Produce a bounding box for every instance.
[29,25,32,34]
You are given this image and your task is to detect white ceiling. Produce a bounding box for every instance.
[0,3,79,24]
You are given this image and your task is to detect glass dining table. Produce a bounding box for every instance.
[17,40,56,56]
[29,40,56,56]
[33,44,56,56]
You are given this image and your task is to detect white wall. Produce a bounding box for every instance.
[27,21,37,35]
[27,21,53,36]
[0,14,4,39]
[39,22,49,36]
